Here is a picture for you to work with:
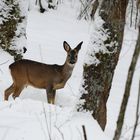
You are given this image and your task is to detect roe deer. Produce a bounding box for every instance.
[4,41,83,104]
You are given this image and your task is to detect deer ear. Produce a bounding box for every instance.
[63,41,71,52]
[75,41,83,52]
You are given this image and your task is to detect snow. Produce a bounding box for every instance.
[84,15,104,65]
[0,99,108,140]
[105,25,139,139]
[0,0,140,140]
[0,0,13,24]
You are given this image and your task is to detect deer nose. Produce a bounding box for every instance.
[69,59,75,64]
[70,61,75,64]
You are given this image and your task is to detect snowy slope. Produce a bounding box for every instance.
[0,99,108,140]
[0,1,139,140]
[0,1,109,140]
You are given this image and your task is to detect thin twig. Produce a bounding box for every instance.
[67,83,79,97]
[42,102,51,140]
[35,113,48,139]
[54,106,65,140]
[49,105,52,139]
[0,60,9,74]
[54,125,64,140]
[122,122,140,136]
[79,0,90,19]
[0,60,9,65]
[58,117,71,128]
[78,0,94,20]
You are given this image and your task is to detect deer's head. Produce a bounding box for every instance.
[63,41,83,65]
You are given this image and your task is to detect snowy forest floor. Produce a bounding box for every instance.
[0,1,140,140]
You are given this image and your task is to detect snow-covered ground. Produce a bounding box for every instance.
[0,1,140,140]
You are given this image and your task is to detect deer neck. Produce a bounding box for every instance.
[62,62,75,79]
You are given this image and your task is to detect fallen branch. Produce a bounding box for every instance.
[42,103,52,140]
[82,125,87,140]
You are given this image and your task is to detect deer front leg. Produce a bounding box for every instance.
[51,90,56,104]
[46,86,56,104]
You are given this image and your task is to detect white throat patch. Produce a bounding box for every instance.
[67,63,75,67]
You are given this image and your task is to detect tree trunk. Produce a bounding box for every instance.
[0,0,27,61]
[79,0,128,130]
[113,26,140,140]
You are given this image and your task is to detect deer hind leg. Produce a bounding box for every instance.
[46,86,56,104]
[4,84,15,101]
[12,85,24,100]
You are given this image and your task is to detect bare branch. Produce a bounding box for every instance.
[35,113,48,139]
[78,0,96,20]
[54,125,64,140]
[42,103,52,140]
[79,0,90,20]
[0,60,9,74]
[0,60,9,65]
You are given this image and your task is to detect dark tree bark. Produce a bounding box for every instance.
[79,0,128,130]
[0,0,27,61]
